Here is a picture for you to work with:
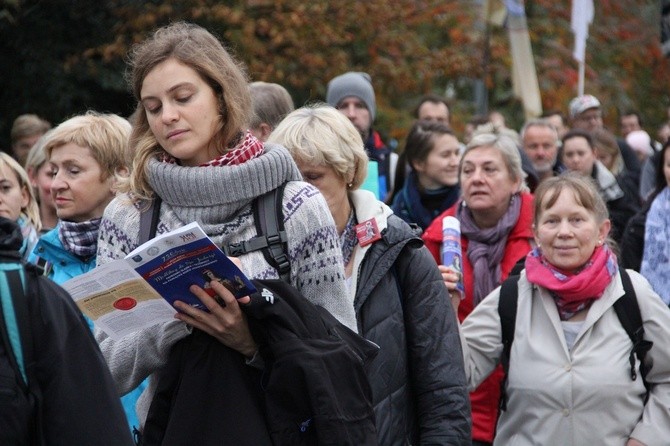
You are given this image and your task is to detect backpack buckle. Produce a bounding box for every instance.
[227,242,246,256]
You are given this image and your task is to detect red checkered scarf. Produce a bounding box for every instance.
[161,131,264,166]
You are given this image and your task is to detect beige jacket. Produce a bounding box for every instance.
[460,269,670,446]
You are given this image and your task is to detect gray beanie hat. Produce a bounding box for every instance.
[326,72,376,121]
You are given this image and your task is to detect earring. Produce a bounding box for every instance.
[347,183,353,189]
[597,240,603,245]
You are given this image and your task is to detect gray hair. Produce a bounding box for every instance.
[249,81,295,129]
[463,132,528,192]
[520,118,559,143]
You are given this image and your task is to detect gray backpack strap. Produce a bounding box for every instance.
[139,196,162,245]
[227,185,290,282]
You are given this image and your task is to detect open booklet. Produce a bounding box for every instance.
[62,221,256,340]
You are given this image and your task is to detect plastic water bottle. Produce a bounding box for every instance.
[441,216,464,298]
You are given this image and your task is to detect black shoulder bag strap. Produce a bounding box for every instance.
[497,274,520,412]
[227,184,290,282]
[139,196,162,245]
[613,269,653,400]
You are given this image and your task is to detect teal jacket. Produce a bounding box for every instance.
[29,226,96,284]
[29,225,148,433]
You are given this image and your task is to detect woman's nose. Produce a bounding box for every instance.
[470,168,484,182]
[161,103,179,123]
[51,172,66,190]
[557,220,572,236]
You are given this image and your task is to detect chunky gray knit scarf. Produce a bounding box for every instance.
[147,143,302,234]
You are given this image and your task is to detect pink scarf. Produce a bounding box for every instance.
[524,245,618,320]
[161,131,264,166]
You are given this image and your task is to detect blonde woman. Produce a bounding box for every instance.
[269,104,471,445]
[26,111,144,433]
[29,112,129,283]
[0,152,41,260]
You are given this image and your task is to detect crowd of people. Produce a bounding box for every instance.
[2,20,670,446]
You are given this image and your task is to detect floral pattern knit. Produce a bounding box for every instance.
[94,144,354,427]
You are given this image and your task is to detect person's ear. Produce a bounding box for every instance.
[598,219,611,243]
[108,168,128,193]
[20,185,30,210]
[532,223,541,248]
[116,166,129,178]
[411,159,425,173]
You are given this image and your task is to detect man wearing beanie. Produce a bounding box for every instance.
[327,72,397,202]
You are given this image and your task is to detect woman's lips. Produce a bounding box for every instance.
[167,129,187,139]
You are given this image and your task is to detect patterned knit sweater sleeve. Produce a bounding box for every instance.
[280,181,357,331]
[95,195,191,395]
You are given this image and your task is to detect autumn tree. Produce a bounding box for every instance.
[1,0,669,147]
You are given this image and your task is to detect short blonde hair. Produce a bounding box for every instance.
[0,152,41,231]
[462,132,528,192]
[125,22,251,200]
[43,112,131,182]
[268,104,368,189]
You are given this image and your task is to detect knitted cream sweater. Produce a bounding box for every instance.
[94,144,355,427]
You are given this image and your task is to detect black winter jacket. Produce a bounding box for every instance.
[352,207,471,445]
[142,279,378,446]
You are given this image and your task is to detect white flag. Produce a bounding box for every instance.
[571,0,594,63]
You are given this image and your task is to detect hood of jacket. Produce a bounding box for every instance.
[348,190,423,310]
[0,217,24,252]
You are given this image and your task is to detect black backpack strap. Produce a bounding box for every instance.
[509,255,526,277]
[613,269,652,399]
[227,184,290,282]
[497,274,520,412]
[139,196,162,244]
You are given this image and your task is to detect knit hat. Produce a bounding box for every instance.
[626,130,653,157]
[569,95,601,119]
[326,72,376,121]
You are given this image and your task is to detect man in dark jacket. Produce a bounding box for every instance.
[0,217,133,445]
[326,71,398,202]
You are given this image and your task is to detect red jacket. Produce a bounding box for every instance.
[422,192,534,443]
